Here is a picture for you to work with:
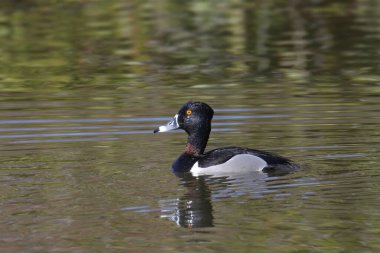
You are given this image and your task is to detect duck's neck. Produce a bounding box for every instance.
[172,125,211,174]
[185,128,210,156]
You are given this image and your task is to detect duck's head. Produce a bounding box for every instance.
[154,101,214,135]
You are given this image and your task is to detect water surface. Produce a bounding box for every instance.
[1,1,380,252]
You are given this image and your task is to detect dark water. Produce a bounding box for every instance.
[1,1,380,252]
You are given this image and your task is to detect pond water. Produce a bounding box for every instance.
[1,1,380,252]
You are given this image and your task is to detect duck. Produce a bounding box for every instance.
[154,101,299,176]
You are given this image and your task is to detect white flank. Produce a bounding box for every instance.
[190,154,268,177]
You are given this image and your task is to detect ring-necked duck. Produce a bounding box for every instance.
[154,101,299,176]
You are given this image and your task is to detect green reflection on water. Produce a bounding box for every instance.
[1,0,380,92]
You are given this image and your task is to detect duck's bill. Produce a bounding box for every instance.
[154,114,179,133]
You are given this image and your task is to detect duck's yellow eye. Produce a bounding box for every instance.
[186,109,192,116]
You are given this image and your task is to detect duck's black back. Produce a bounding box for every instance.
[198,147,295,169]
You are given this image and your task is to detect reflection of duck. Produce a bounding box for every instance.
[159,172,280,228]
[154,101,299,177]
[160,174,213,228]
[158,171,320,228]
